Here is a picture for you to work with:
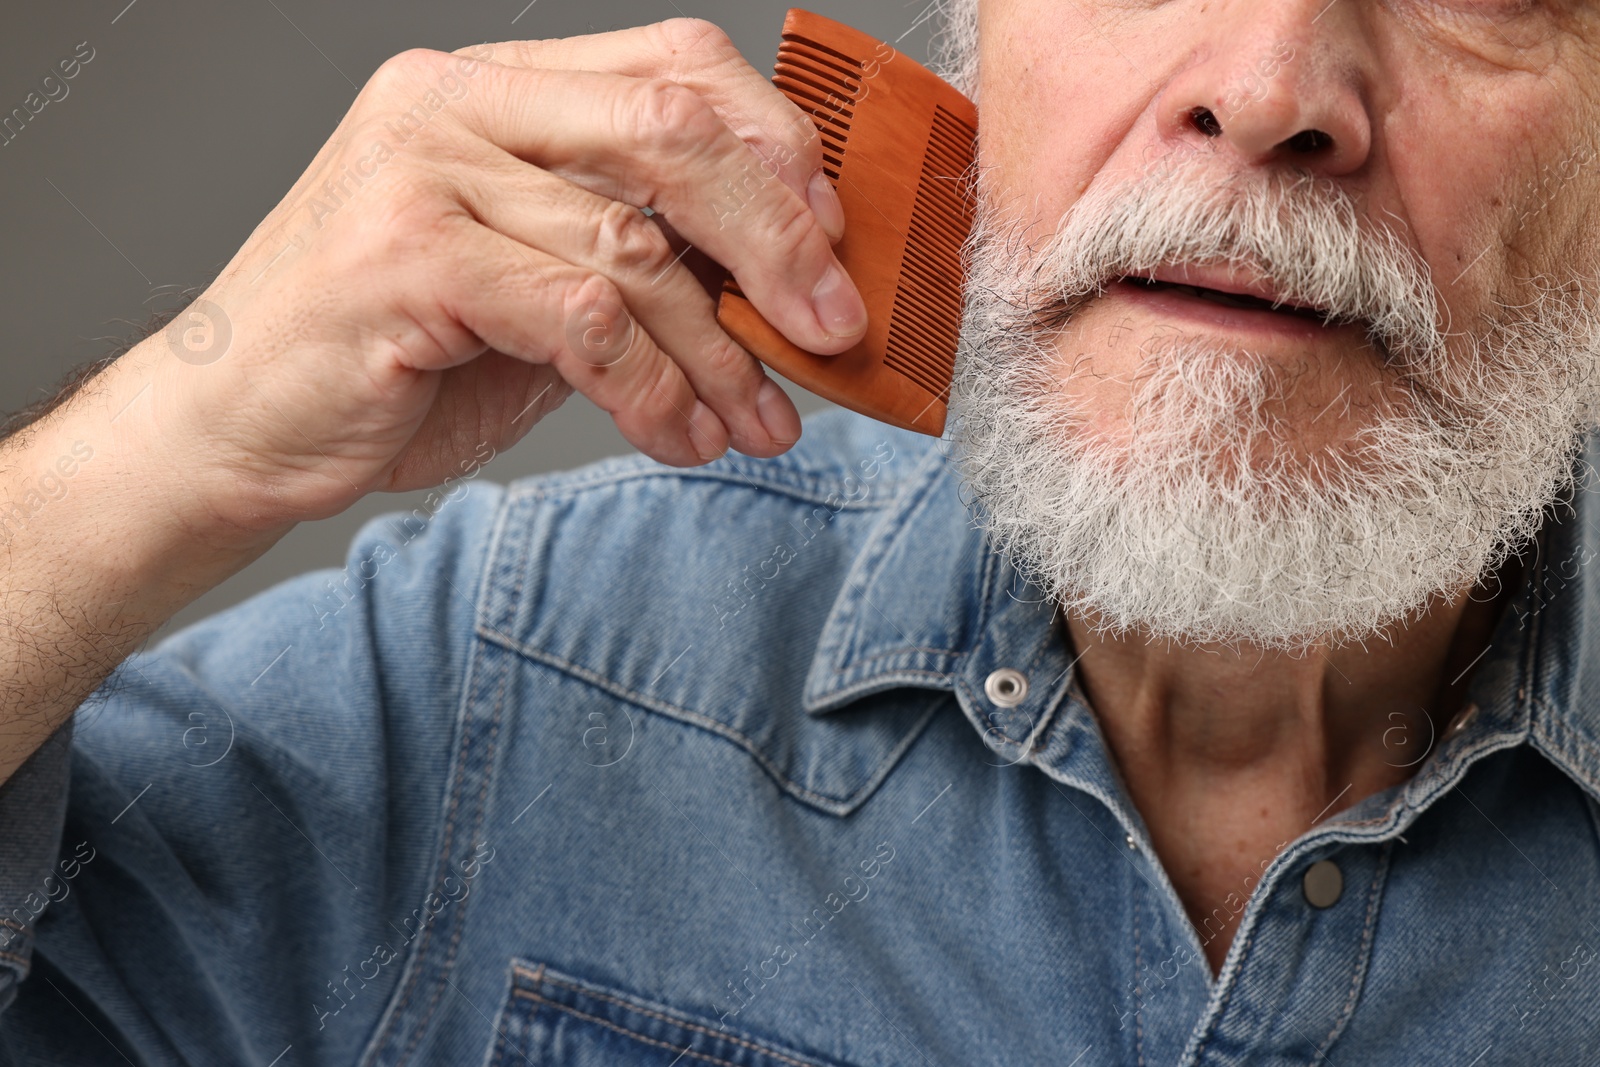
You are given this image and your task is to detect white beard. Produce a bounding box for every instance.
[948,162,1600,650]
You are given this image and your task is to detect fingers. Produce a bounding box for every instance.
[431,59,866,355]
[424,215,730,467]
[455,20,840,234]
[333,25,853,466]
[450,149,802,456]
[382,355,572,492]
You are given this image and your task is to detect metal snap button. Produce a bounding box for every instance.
[1302,859,1344,908]
[984,668,1029,708]
[1445,702,1479,739]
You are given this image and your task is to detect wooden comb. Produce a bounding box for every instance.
[715,9,978,437]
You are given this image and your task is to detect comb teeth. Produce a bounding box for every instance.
[713,10,978,437]
[774,34,864,181]
[883,103,976,399]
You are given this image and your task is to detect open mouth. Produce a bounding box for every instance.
[1119,273,1338,323]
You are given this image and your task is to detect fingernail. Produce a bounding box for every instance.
[756,378,801,446]
[812,263,867,339]
[807,168,846,242]
[688,399,727,462]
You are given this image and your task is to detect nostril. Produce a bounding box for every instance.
[1188,106,1223,137]
[1284,129,1333,154]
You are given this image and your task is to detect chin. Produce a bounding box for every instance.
[948,159,1600,648]
[948,301,1598,653]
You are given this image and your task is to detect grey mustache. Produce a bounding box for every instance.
[1007,164,1444,364]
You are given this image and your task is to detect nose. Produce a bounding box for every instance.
[1153,6,1372,176]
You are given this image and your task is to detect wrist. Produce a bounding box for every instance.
[0,344,292,785]
[5,343,292,618]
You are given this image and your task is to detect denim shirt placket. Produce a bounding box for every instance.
[940,496,1560,1066]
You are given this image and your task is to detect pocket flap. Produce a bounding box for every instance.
[488,959,860,1067]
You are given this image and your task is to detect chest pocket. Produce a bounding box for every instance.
[487,960,861,1067]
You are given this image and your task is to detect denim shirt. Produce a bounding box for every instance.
[3,406,1600,1067]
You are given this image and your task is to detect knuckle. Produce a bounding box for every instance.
[325,176,450,270]
[784,108,826,171]
[654,18,732,59]
[558,270,635,370]
[563,271,625,327]
[694,335,755,398]
[624,78,718,155]
[367,48,444,98]
[401,219,469,283]
[451,40,501,62]
[765,192,825,262]
[700,335,755,386]
[635,355,688,420]
[743,121,819,187]
[763,123,821,177]
[593,200,674,280]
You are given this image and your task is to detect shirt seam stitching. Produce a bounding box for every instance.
[360,493,515,1067]
[404,667,506,1065]
[506,465,904,512]
[509,987,832,1067]
[514,966,835,1067]
[477,626,942,814]
[1316,840,1393,1058]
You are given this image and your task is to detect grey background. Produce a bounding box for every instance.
[0,0,936,636]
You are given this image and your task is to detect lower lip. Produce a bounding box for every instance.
[1106,279,1363,342]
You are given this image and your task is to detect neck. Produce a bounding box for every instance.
[1069,578,1517,810]
[1065,566,1518,972]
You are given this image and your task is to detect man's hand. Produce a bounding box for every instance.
[141,20,861,529]
[0,19,864,782]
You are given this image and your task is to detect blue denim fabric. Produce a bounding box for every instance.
[3,406,1600,1066]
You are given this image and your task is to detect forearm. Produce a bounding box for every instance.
[0,22,855,784]
[0,340,289,785]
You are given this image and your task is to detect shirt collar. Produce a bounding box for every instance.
[802,441,983,713]
[1522,433,1600,802]
[801,440,1105,773]
[803,431,1600,806]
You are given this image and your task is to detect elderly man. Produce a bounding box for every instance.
[2,0,1598,1063]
